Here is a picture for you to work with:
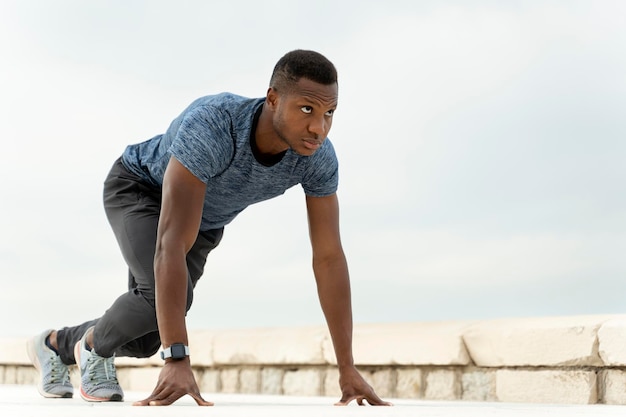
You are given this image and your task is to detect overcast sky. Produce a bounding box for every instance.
[1,0,625,337]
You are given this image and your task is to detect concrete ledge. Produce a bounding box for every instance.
[212,326,328,365]
[325,322,474,366]
[0,338,30,366]
[3,315,626,405]
[463,315,611,367]
[598,317,626,366]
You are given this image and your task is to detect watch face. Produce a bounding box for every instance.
[171,344,187,359]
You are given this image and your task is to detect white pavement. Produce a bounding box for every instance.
[1,385,625,417]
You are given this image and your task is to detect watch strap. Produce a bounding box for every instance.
[160,343,190,360]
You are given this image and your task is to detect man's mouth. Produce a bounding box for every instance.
[303,139,321,150]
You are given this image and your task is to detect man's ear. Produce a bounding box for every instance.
[266,87,279,110]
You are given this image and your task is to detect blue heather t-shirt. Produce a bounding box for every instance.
[121,93,339,231]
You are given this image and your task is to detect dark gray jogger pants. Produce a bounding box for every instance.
[56,158,223,365]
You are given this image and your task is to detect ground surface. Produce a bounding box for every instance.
[1,384,625,416]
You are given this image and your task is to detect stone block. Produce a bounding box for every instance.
[463,316,609,367]
[2,366,37,385]
[600,370,626,405]
[462,369,496,401]
[425,369,459,400]
[370,369,394,398]
[496,370,597,404]
[240,368,260,394]
[213,326,328,365]
[282,369,322,397]
[220,369,239,393]
[323,368,341,398]
[3,366,17,384]
[598,316,626,366]
[261,367,283,395]
[396,368,422,399]
[118,367,161,392]
[198,369,221,393]
[323,322,473,366]
[15,366,37,385]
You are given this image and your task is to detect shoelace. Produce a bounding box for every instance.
[47,353,70,384]
[87,355,119,384]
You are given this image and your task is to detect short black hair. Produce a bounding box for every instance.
[270,50,338,93]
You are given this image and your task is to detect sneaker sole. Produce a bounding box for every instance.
[26,337,73,399]
[73,341,123,402]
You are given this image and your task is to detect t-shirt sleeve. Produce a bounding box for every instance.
[301,139,339,197]
[168,105,234,183]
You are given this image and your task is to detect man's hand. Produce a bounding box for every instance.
[133,359,212,406]
[335,365,393,406]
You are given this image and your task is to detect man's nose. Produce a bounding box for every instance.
[308,116,326,138]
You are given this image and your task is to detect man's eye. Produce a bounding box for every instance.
[325,109,335,117]
[301,106,312,114]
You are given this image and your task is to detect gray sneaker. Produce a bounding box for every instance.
[74,329,124,402]
[27,329,74,398]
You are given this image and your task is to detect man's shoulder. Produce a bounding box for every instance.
[188,93,263,114]
[312,138,338,163]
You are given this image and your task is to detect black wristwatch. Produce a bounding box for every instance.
[160,343,189,361]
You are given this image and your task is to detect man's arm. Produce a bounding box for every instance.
[134,156,212,407]
[306,193,391,406]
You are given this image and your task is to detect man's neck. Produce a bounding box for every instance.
[254,103,289,156]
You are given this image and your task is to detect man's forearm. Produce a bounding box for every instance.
[154,249,190,347]
[314,255,355,369]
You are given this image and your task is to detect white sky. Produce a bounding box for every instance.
[1,0,625,337]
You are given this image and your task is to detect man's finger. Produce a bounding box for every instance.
[133,397,152,406]
[133,383,167,406]
[334,394,354,406]
[147,391,181,406]
[189,392,214,406]
[134,392,213,407]
[365,394,393,406]
[133,387,177,407]
[134,394,165,405]
[334,394,365,406]
[133,385,169,406]
[334,393,393,407]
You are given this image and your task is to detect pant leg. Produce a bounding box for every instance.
[110,228,222,358]
[56,158,223,363]
[56,319,99,365]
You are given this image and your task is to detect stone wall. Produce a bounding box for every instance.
[2,315,626,404]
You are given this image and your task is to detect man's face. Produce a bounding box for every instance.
[270,78,338,156]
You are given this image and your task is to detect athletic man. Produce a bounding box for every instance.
[27,49,391,407]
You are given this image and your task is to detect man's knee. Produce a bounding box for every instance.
[116,332,161,359]
[133,344,160,359]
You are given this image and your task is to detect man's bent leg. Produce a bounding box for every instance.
[30,158,222,400]
[96,227,224,358]
[93,158,163,357]
[53,158,162,362]
[95,158,223,357]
